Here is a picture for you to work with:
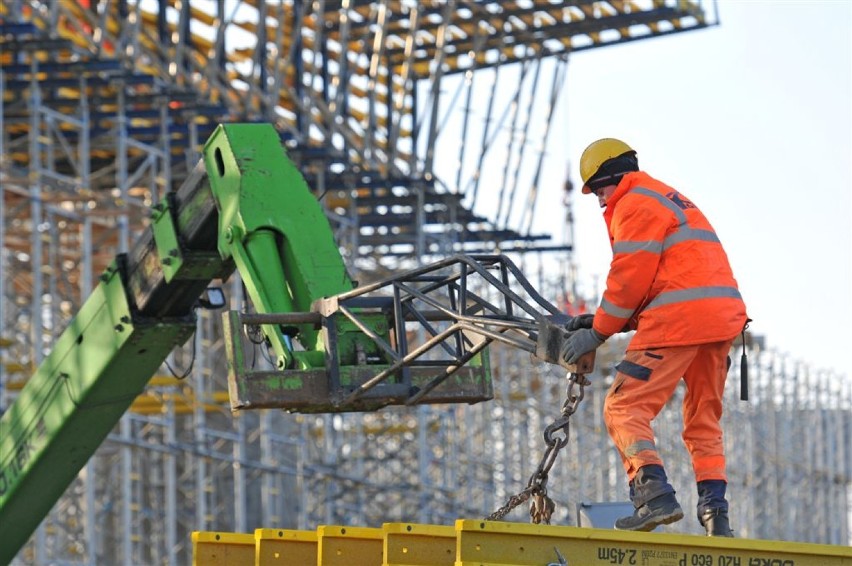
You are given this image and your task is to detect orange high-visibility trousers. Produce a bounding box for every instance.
[603,340,733,483]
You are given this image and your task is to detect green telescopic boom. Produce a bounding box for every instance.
[0,124,354,564]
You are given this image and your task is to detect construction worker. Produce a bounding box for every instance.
[562,138,748,536]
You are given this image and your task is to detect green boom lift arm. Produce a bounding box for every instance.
[0,124,591,563]
[0,123,355,561]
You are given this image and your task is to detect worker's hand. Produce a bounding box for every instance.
[567,313,595,331]
[561,328,606,364]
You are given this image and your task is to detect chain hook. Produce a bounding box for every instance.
[487,371,590,523]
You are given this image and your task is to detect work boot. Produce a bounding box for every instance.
[696,480,733,536]
[701,508,734,537]
[614,492,684,532]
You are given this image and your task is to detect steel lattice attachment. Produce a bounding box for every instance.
[225,254,593,413]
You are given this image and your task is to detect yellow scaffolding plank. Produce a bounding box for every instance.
[4,362,30,376]
[147,374,192,387]
[192,531,255,566]
[382,523,455,566]
[454,520,852,566]
[317,525,384,566]
[254,528,317,566]
[129,391,231,415]
[4,380,28,391]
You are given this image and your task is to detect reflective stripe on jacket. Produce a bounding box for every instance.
[592,171,747,349]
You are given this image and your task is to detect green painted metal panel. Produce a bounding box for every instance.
[150,195,224,283]
[151,197,186,283]
[203,124,354,369]
[0,262,196,564]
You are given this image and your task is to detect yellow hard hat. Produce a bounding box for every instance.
[579,138,636,194]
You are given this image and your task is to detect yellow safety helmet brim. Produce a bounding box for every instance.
[579,138,636,194]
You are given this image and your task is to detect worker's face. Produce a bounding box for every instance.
[591,184,617,208]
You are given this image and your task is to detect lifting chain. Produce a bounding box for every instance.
[487,372,590,525]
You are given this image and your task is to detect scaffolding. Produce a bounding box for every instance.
[1,1,850,564]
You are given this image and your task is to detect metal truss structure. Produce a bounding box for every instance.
[1,1,850,564]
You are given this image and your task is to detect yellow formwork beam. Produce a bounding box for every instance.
[192,522,852,565]
[383,523,455,566]
[255,528,317,566]
[192,531,255,566]
[454,520,852,566]
[317,525,384,566]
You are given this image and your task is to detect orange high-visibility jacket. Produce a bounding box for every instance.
[592,171,747,350]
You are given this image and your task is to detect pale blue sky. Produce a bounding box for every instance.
[559,1,852,377]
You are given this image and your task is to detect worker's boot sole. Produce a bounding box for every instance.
[614,496,684,532]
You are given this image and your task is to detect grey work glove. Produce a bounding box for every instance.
[567,313,595,331]
[561,328,606,364]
